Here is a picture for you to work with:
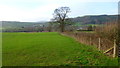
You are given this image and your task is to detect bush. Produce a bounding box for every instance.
[95,22,119,45]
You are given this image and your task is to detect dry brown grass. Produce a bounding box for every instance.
[63,32,114,52]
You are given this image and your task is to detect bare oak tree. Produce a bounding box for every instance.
[53,7,70,32]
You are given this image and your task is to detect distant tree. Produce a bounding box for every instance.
[64,18,75,31]
[47,22,53,32]
[21,26,24,28]
[53,7,70,32]
[87,25,93,31]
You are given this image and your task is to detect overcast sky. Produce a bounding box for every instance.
[0,0,119,22]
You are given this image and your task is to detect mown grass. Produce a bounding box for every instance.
[2,32,118,66]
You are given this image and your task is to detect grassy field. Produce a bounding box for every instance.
[2,32,118,66]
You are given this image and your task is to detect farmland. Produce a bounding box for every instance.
[2,32,118,66]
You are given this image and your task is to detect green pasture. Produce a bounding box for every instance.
[2,32,118,66]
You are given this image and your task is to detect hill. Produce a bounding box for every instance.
[70,15,117,25]
[2,21,48,28]
[1,15,117,32]
[1,21,48,32]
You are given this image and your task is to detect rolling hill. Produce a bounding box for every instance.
[1,15,117,32]
[70,15,117,25]
[1,21,48,32]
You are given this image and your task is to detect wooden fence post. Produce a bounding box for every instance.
[113,39,116,58]
[90,37,91,45]
[98,37,101,51]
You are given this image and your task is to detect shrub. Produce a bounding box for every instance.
[95,22,119,45]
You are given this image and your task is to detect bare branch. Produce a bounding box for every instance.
[53,7,70,32]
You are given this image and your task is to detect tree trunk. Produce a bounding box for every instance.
[61,22,64,32]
